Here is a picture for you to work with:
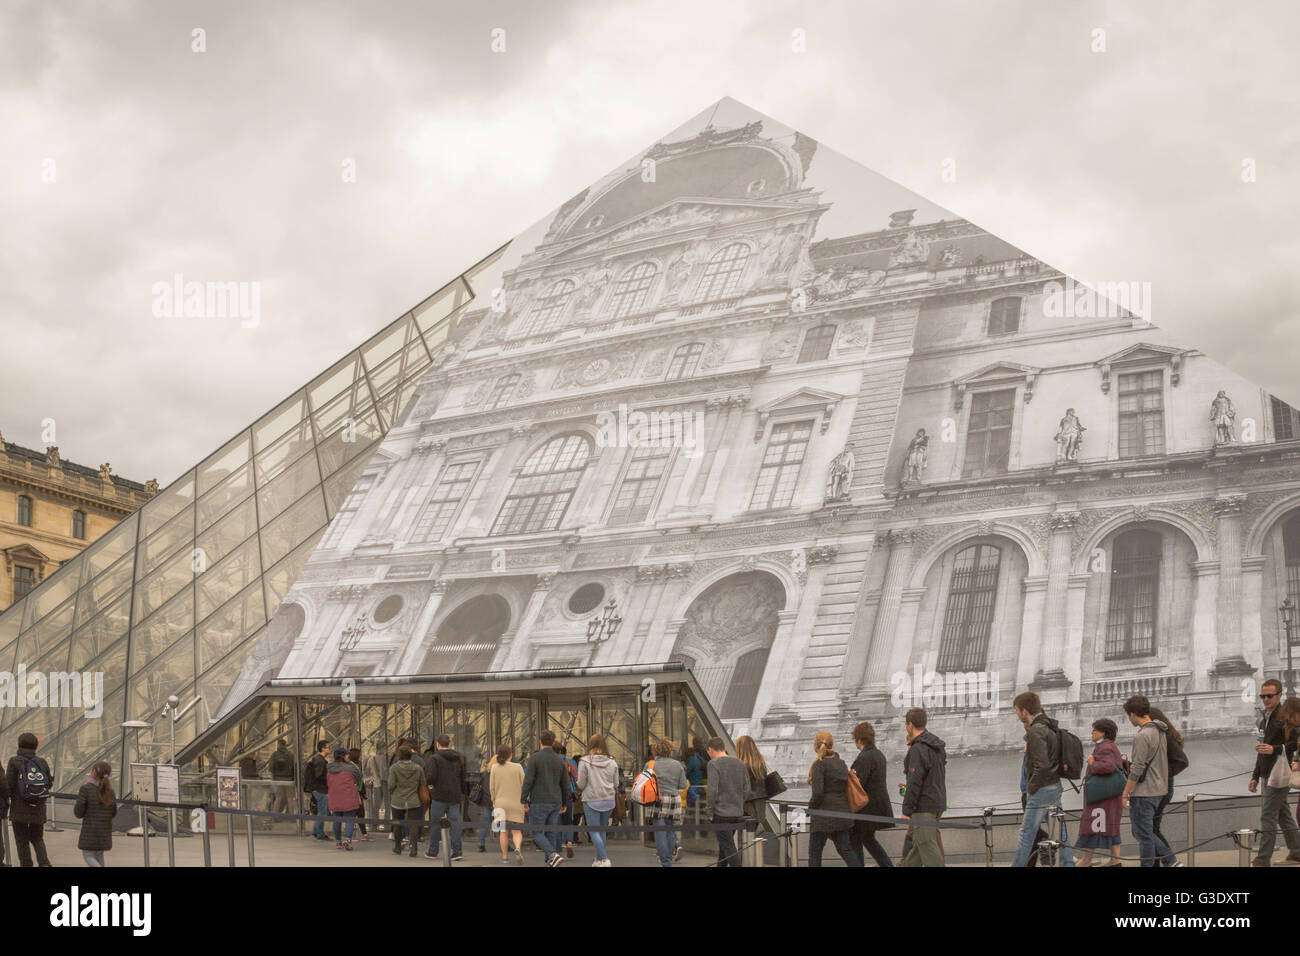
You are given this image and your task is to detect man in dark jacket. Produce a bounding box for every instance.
[0,754,9,866]
[1011,691,1075,867]
[269,738,296,815]
[6,732,53,867]
[900,708,946,867]
[520,730,570,867]
[305,740,331,840]
[424,734,466,861]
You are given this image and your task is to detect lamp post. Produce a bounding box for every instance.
[587,598,623,648]
[1281,598,1296,698]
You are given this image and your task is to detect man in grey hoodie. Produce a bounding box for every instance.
[1121,695,1177,867]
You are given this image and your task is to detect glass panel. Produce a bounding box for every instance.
[366,336,430,401]
[263,529,326,615]
[300,698,355,754]
[255,415,316,486]
[412,276,473,335]
[18,598,75,661]
[81,512,139,584]
[0,608,19,676]
[441,700,490,770]
[134,543,195,622]
[57,687,125,789]
[20,569,78,630]
[69,592,131,670]
[317,416,383,477]
[546,692,588,762]
[257,447,321,523]
[196,459,254,531]
[197,581,266,672]
[308,353,365,411]
[139,503,195,577]
[196,495,258,568]
[75,550,134,627]
[196,638,262,722]
[260,487,327,568]
[6,704,61,752]
[361,315,418,373]
[197,430,252,496]
[197,534,263,622]
[141,471,195,537]
[253,391,309,454]
[128,639,196,722]
[592,694,640,777]
[323,450,376,519]
[131,593,194,668]
[125,682,197,766]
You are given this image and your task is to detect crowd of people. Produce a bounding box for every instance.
[1,678,1297,867]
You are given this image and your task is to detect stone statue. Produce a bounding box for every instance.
[99,462,112,481]
[45,446,60,468]
[144,478,160,495]
[826,443,855,501]
[1054,408,1086,463]
[903,429,929,483]
[1210,390,1236,444]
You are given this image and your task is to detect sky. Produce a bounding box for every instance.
[1,0,1296,486]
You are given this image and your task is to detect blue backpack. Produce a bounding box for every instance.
[17,755,51,804]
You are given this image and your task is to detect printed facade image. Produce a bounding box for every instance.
[230,100,1300,775]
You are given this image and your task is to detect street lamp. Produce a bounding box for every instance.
[587,598,623,645]
[1281,597,1296,697]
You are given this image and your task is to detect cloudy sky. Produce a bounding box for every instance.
[1,0,1296,486]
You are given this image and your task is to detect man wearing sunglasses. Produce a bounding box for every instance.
[1248,678,1300,866]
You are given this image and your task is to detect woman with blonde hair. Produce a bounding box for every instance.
[736,735,773,833]
[806,731,862,867]
[489,743,526,865]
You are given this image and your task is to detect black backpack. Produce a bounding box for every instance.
[16,755,51,805]
[270,749,294,779]
[301,755,322,793]
[1164,729,1189,777]
[1056,727,1085,781]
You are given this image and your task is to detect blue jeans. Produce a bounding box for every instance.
[528,802,561,859]
[331,808,357,842]
[1130,794,1176,867]
[652,816,678,867]
[312,790,330,838]
[478,801,493,849]
[1012,782,1074,867]
[426,800,463,856]
[587,807,613,861]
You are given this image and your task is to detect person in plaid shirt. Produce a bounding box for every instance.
[645,738,689,867]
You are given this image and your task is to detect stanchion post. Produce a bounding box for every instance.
[139,807,151,867]
[1235,828,1253,867]
[166,808,176,867]
[246,814,256,867]
[202,813,212,867]
[778,804,789,867]
[982,807,995,868]
[1185,793,1196,868]
[227,812,236,867]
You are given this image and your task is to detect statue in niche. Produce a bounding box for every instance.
[1210,390,1236,444]
[902,429,929,484]
[825,443,855,501]
[45,446,60,468]
[1054,408,1086,463]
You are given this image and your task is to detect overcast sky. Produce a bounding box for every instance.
[1,0,1296,486]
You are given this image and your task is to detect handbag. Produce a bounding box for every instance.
[764,768,787,797]
[418,780,431,806]
[846,768,869,812]
[612,789,627,822]
[1083,769,1127,804]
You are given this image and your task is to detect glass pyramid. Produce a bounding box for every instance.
[0,246,506,787]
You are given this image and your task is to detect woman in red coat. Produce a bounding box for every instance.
[1075,718,1124,867]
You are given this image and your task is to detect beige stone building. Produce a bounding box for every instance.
[0,436,154,609]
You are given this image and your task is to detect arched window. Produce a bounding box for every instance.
[936,544,1002,671]
[1106,529,1161,660]
[424,595,510,674]
[1282,514,1300,607]
[988,296,1021,335]
[798,324,836,363]
[609,262,658,318]
[721,646,770,719]
[16,495,32,527]
[667,342,704,380]
[72,509,86,540]
[519,278,576,337]
[695,243,750,301]
[486,373,520,410]
[492,433,591,535]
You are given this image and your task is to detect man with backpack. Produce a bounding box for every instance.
[1011,691,1076,867]
[1121,695,1178,867]
[302,739,331,841]
[6,732,53,867]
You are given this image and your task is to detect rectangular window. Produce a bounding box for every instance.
[750,420,812,511]
[608,445,671,524]
[1117,371,1165,458]
[412,460,479,543]
[321,474,374,549]
[17,495,32,527]
[797,325,836,363]
[936,545,1001,672]
[1272,396,1299,441]
[988,297,1021,335]
[13,565,36,600]
[1106,532,1161,660]
[72,510,86,540]
[962,389,1015,478]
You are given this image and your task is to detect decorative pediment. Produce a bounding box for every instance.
[2,543,52,573]
[952,361,1041,409]
[1095,343,1187,392]
[752,387,843,440]
[558,198,793,259]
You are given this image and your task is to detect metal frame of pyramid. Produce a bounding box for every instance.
[0,244,508,788]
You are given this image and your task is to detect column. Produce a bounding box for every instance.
[859,529,915,693]
[1031,511,1079,695]
[696,397,746,515]
[500,573,554,669]
[394,579,449,673]
[1211,494,1253,677]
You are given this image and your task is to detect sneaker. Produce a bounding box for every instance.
[335,842,344,849]
[343,841,353,851]
[478,845,487,853]
[1251,860,1271,867]
[514,849,525,866]
[450,853,464,862]
[1287,851,1300,864]
[671,845,683,863]
[597,858,612,867]
[1166,859,1184,867]
[565,845,574,859]
[359,834,375,842]
[424,849,438,859]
